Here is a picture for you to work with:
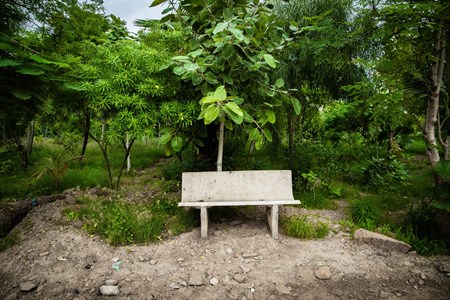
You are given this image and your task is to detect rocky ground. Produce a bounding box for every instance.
[1,176,450,299]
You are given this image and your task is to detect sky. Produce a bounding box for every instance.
[102,0,168,33]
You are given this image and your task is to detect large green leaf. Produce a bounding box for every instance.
[150,0,166,7]
[159,133,172,144]
[263,129,273,142]
[225,102,243,116]
[171,136,184,152]
[265,110,276,124]
[0,59,21,67]
[213,22,228,35]
[229,27,244,41]
[213,85,227,101]
[17,67,45,75]
[290,98,301,115]
[10,90,32,100]
[263,54,276,68]
[223,106,244,124]
[204,105,220,124]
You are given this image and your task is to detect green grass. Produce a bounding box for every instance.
[64,196,197,246]
[295,190,337,210]
[281,216,329,239]
[0,139,165,200]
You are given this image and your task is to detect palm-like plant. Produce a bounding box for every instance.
[32,152,81,191]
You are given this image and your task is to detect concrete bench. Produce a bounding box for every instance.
[179,170,300,239]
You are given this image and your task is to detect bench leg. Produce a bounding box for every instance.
[200,206,208,238]
[266,205,279,239]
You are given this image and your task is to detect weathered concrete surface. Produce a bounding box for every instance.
[181,170,295,202]
[354,229,411,253]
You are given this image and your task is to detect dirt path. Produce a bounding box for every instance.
[1,192,450,300]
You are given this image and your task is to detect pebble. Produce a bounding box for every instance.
[20,281,38,292]
[150,259,157,265]
[39,252,49,257]
[234,274,246,283]
[111,257,120,263]
[226,248,233,254]
[413,285,418,290]
[99,285,119,296]
[379,291,389,299]
[242,252,258,258]
[420,272,427,280]
[240,265,251,273]
[314,266,332,280]
[210,277,219,286]
[418,279,425,285]
[396,292,402,297]
[169,283,180,289]
[275,283,291,295]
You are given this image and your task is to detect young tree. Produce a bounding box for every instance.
[153,0,300,171]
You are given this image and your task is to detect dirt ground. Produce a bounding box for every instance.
[1,185,450,299]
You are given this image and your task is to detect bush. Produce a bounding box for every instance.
[361,156,410,190]
[281,216,329,239]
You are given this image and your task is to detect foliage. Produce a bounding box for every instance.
[155,0,300,157]
[281,216,329,239]
[361,156,410,190]
[348,196,382,230]
[65,196,197,246]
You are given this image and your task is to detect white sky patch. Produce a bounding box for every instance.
[102,0,168,33]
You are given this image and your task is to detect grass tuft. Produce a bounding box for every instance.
[281,216,329,239]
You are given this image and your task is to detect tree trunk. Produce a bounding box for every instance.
[116,137,136,189]
[80,113,90,159]
[26,120,35,156]
[424,24,445,168]
[217,121,224,172]
[11,126,28,171]
[126,133,131,172]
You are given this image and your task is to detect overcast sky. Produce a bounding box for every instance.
[102,0,168,33]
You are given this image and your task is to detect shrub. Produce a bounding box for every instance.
[348,196,382,230]
[361,156,410,190]
[281,216,329,239]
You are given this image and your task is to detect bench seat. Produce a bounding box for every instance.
[180,170,300,239]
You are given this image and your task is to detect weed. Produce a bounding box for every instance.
[296,191,337,210]
[348,196,381,230]
[281,216,329,239]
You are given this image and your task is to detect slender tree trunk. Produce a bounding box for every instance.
[126,133,131,172]
[101,117,106,143]
[117,137,136,189]
[90,132,113,189]
[424,24,445,168]
[80,113,90,159]
[26,120,35,156]
[217,121,224,172]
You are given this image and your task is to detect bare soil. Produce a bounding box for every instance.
[1,170,450,300]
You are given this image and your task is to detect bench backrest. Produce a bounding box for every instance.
[181,170,294,202]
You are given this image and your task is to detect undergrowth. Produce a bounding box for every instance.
[64,196,197,246]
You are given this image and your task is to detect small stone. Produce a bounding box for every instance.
[105,279,118,286]
[240,265,251,273]
[226,248,233,254]
[418,279,425,285]
[242,252,258,258]
[179,281,187,287]
[177,257,184,262]
[420,273,427,280]
[413,285,418,290]
[408,278,415,284]
[20,281,38,292]
[111,257,120,263]
[210,277,219,286]
[150,259,157,265]
[169,283,180,289]
[99,285,119,296]
[39,252,49,257]
[275,283,291,295]
[234,274,246,283]
[379,291,389,299]
[138,256,145,262]
[250,288,255,293]
[125,278,131,282]
[188,270,205,286]
[396,292,402,297]
[315,266,332,280]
